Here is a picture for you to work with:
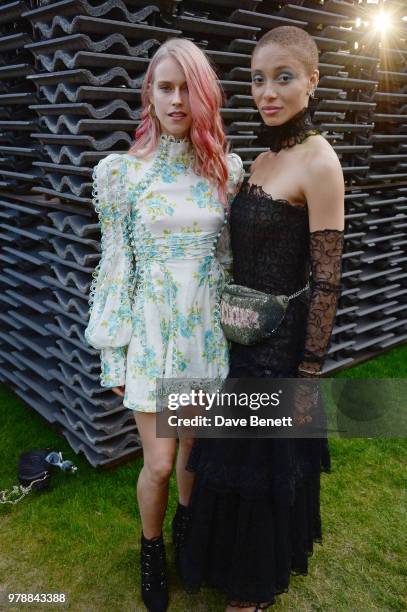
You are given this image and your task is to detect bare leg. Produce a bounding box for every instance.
[226,607,256,612]
[176,437,195,506]
[134,412,177,539]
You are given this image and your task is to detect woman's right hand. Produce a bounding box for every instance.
[112,385,125,397]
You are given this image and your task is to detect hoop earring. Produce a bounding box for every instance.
[306,89,315,99]
[148,103,156,118]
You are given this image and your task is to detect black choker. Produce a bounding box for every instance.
[265,107,320,153]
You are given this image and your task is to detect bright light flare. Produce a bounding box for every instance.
[373,11,392,32]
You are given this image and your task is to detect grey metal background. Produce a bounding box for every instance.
[0,0,405,466]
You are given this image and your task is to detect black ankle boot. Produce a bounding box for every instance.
[171,502,190,571]
[140,533,168,612]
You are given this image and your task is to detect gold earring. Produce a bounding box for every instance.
[148,103,156,118]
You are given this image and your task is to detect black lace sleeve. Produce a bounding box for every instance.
[298,229,344,376]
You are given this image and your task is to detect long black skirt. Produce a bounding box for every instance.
[179,364,330,609]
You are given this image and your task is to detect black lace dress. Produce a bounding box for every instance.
[180,178,344,609]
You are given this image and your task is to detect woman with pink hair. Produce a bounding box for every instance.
[84,38,243,611]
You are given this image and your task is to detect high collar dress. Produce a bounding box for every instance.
[84,135,244,412]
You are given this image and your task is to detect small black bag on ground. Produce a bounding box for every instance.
[18,448,52,491]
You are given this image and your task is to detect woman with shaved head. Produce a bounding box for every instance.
[180,26,345,611]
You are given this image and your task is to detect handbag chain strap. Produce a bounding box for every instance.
[287,282,310,301]
[0,474,49,505]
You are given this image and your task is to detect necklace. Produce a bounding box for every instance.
[265,107,320,153]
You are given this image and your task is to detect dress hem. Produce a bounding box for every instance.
[124,403,157,413]
[183,536,324,610]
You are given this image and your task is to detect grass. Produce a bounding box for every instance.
[1,344,407,611]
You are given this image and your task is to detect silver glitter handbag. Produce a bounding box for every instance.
[220,282,309,345]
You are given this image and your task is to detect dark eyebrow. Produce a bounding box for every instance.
[252,65,294,74]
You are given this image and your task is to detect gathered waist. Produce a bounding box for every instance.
[135,232,220,263]
[136,253,218,266]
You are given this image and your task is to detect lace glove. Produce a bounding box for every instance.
[298,229,344,378]
[292,379,321,428]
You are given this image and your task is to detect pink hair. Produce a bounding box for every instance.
[128,38,229,205]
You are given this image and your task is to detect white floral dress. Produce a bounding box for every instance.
[84,135,244,412]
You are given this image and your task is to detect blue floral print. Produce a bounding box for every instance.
[84,136,244,412]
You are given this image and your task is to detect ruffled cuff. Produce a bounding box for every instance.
[100,347,127,387]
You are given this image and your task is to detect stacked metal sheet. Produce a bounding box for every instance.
[14,0,184,465]
[0,0,405,465]
[354,2,407,356]
[0,0,63,423]
[322,0,407,368]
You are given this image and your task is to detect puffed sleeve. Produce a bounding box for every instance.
[84,153,136,388]
[226,152,245,199]
[216,153,244,276]
[298,229,344,376]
